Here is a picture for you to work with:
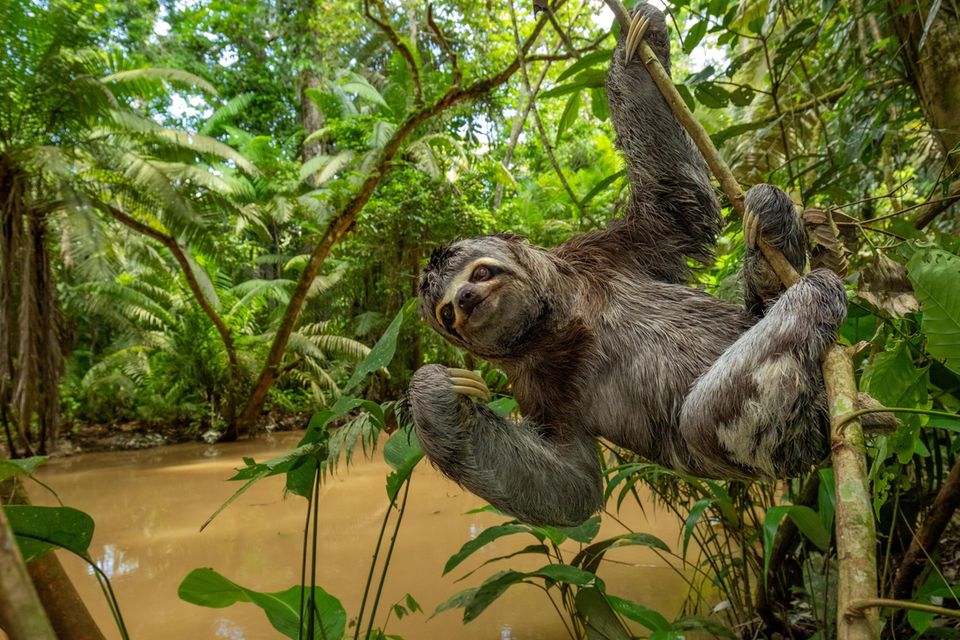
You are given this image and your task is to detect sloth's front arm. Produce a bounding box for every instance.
[408,365,603,527]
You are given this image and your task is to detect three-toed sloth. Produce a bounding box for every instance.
[408,4,846,527]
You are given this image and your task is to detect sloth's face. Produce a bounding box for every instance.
[418,236,544,359]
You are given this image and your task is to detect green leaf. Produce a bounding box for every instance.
[443,524,531,575]
[683,498,711,558]
[575,587,631,639]
[463,570,526,622]
[674,83,696,112]
[693,82,729,108]
[728,85,755,106]
[908,248,960,374]
[557,49,614,82]
[5,506,94,562]
[582,170,625,205]
[556,90,581,144]
[710,120,765,146]
[384,425,423,500]
[0,456,47,482]
[540,82,585,100]
[785,505,830,551]
[343,303,409,393]
[683,21,707,54]
[762,505,791,589]
[178,568,345,640]
[589,87,610,121]
[572,532,670,575]
[606,595,671,631]
[530,563,602,588]
[557,515,601,543]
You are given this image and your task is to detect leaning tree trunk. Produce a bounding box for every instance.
[888,1,960,228]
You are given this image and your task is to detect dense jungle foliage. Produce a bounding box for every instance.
[2,0,960,638]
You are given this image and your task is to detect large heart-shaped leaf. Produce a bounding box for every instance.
[4,505,94,562]
[178,568,345,640]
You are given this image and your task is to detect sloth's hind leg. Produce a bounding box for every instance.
[678,270,846,479]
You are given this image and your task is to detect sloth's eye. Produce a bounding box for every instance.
[440,304,455,324]
[471,265,492,282]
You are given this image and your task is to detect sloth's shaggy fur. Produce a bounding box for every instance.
[408,3,846,527]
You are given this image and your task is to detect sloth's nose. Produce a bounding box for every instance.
[457,286,483,315]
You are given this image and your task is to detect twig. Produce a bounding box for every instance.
[847,598,960,620]
[426,5,460,86]
[914,178,960,229]
[365,0,423,107]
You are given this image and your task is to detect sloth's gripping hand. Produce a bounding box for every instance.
[408,364,602,527]
[742,184,808,316]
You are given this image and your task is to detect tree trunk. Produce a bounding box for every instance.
[888,1,960,228]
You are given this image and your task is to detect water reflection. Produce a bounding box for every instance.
[88,544,140,579]
[33,432,689,639]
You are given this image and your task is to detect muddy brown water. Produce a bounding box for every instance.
[28,431,691,639]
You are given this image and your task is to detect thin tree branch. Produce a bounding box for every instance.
[426,4,460,86]
[494,54,556,210]
[96,203,241,420]
[914,178,960,229]
[365,0,423,107]
[238,1,567,431]
[508,0,590,224]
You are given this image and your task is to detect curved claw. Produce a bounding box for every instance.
[743,208,760,249]
[624,14,651,64]
[448,367,491,402]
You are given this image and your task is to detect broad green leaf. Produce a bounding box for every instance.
[572,532,670,575]
[5,506,94,561]
[785,505,830,551]
[530,563,602,588]
[384,425,423,500]
[0,456,47,482]
[693,82,729,108]
[590,87,610,121]
[556,90,581,144]
[575,587,631,640]
[432,587,478,616]
[557,515,601,543]
[443,524,530,575]
[178,568,345,640]
[683,21,707,54]
[463,570,526,622]
[557,49,614,82]
[908,248,960,374]
[343,303,410,393]
[607,595,671,631]
[762,505,791,589]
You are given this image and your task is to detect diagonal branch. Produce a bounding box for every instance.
[237,1,568,432]
[365,0,423,107]
[96,202,241,418]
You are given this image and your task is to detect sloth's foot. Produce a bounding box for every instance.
[624,13,651,64]
[448,368,490,402]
